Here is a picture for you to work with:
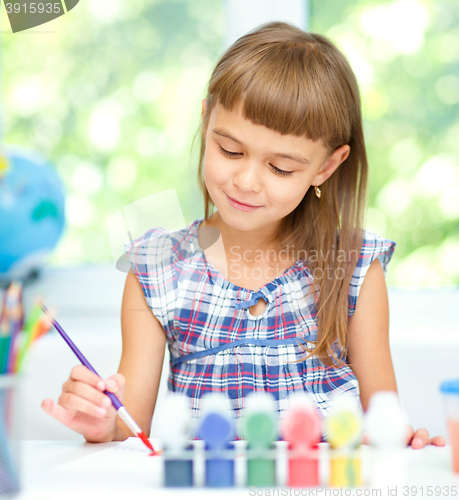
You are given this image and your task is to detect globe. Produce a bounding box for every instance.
[0,146,66,284]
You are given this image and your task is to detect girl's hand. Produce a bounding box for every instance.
[41,365,126,443]
[405,425,446,449]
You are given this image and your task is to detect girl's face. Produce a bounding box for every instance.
[202,100,349,235]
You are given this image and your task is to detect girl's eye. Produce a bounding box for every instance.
[270,164,292,176]
[219,145,241,158]
[219,145,292,176]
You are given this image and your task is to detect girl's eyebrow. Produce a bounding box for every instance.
[212,127,311,165]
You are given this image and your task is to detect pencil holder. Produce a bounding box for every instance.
[0,375,21,497]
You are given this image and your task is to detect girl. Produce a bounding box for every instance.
[42,22,444,448]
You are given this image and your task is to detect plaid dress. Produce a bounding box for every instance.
[124,218,396,439]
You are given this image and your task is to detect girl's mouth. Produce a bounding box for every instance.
[226,194,262,212]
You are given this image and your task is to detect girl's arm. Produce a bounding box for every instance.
[113,271,167,440]
[41,271,166,442]
[347,258,445,448]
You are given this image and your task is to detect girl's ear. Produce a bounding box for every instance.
[201,99,208,120]
[312,144,350,186]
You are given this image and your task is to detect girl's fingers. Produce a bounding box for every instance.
[69,365,105,391]
[41,398,55,416]
[41,398,77,423]
[44,367,125,426]
[428,435,446,447]
[405,424,414,445]
[64,379,112,410]
[57,391,109,419]
[363,426,446,448]
[105,373,126,399]
[410,428,429,448]
[42,396,117,441]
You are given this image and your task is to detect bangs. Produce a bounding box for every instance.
[209,40,356,149]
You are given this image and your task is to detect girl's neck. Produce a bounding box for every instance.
[203,212,281,257]
[200,212,296,292]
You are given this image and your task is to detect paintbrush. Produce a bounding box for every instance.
[38,302,158,455]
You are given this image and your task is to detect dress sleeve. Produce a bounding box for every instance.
[348,230,396,319]
[123,228,175,327]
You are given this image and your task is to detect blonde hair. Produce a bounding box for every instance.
[196,22,368,367]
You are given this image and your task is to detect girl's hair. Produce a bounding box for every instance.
[196,21,368,367]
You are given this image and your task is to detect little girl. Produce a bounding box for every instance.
[42,22,444,448]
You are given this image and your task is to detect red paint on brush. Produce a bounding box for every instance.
[149,450,163,456]
[138,431,159,455]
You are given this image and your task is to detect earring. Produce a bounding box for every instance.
[314,185,321,198]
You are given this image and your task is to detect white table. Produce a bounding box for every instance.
[10,440,459,499]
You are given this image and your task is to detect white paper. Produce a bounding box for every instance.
[55,437,163,472]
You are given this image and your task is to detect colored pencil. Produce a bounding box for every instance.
[14,302,51,373]
[0,283,23,374]
[7,283,24,374]
[38,302,158,455]
[13,304,40,373]
[30,313,53,343]
[0,294,8,374]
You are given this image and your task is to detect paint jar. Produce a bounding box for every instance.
[242,392,278,487]
[440,379,459,473]
[0,375,21,496]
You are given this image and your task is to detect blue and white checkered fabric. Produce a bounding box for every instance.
[124,218,396,439]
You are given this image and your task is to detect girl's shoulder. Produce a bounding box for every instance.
[353,229,396,279]
[123,218,202,270]
[348,229,396,318]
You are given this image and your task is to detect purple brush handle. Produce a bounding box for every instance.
[38,303,122,411]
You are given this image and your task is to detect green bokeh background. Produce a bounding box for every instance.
[1,0,458,287]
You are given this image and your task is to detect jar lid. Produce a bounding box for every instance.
[440,379,459,394]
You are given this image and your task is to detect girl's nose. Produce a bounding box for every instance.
[232,160,263,192]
